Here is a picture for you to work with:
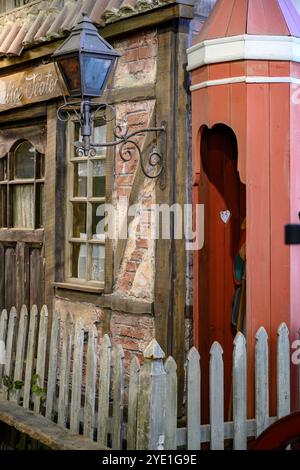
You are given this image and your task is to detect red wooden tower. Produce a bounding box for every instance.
[188,0,300,419]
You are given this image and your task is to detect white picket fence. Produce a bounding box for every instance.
[0,305,298,450]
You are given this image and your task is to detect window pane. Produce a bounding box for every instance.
[14,141,35,179]
[71,243,87,279]
[0,186,7,227]
[93,124,107,157]
[73,203,87,239]
[13,185,34,228]
[93,161,106,197]
[0,157,7,181]
[36,183,44,228]
[92,203,105,240]
[91,245,105,282]
[73,163,87,197]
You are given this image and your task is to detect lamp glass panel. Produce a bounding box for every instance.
[59,56,81,93]
[82,56,111,96]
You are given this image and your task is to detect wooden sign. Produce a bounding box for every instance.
[0,63,66,112]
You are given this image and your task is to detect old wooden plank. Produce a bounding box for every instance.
[57,316,73,428]
[209,342,224,450]
[16,243,29,312]
[277,323,291,419]
[0,309,8,387]
[83,325,98,441]
[165,356,177,450]
[33,305,48,414]
[187,347,201,450]
[112,344,125,450]
[233,333,247,450]
[127,356,140,450]
[0,230,44,244]
[45,312,60,420]
[70,320,84,434]
[255,327,269,437]
[12,305,28,403]
[23,305,38,409]
[0,398,109,450]
[29,248,45,311]
[97,334,111,447]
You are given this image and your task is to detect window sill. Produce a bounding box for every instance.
[53,282,104,294]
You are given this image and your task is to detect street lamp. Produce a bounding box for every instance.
[53,14,166,184]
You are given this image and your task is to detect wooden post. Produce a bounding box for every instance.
[136,339,166,450]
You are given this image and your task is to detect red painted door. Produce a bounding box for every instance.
[198,124,246,422]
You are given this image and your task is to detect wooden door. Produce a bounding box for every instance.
[0,137,46,312]
[198,124,246,422]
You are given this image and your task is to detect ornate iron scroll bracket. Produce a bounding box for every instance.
[57,99,167,189]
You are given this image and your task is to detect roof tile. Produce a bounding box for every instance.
[0,0,180,58]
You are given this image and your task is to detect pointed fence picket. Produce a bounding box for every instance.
[70,320,84,434]
[210,342,224,450]
[0,305,298,451]
[83,325,98,440]
[232,333,247,450]
[97,334,111,447]
[255,327,269,437]
[112,344,125,450]
[57,316,73,428]
[127,356,140,450]
[33,305,48,414]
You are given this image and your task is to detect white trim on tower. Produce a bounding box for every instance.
[187,34,300,72]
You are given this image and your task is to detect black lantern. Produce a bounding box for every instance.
[53,14,166,183]
[53,14,120,98]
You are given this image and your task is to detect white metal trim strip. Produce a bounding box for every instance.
[190,75,300,91]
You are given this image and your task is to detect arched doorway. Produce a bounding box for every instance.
[198,124,246,422]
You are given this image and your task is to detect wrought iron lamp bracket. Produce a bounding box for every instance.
[57,100,167,189]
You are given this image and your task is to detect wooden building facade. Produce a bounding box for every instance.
[0,0,217,410]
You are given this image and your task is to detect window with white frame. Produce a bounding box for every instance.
[66,119,107,287]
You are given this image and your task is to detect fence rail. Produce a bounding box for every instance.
[0,305,298,450]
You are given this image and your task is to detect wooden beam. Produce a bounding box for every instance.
[172,18,191,415]
[0,229,43,244]
[102,4,194,40]
[154,23,176,355]
[44,104,57,317]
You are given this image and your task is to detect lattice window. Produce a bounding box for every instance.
[0,140,45,229]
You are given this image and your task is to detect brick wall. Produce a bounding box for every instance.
[113,30,158,88]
